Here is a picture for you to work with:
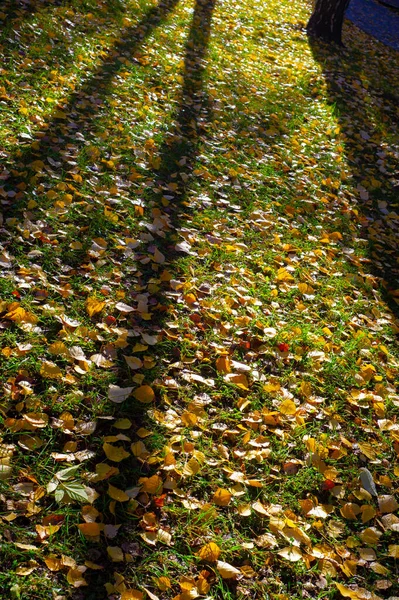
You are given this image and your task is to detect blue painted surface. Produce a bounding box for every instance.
[346,0,399,50]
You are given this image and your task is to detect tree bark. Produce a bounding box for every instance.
[307,0,351,45]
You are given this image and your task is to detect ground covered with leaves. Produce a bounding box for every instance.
[1,0,399,598]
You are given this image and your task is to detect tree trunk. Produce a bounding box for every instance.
[307,0,351,45]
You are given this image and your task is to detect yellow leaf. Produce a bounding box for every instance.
[124,356,143,370]
[121,591,145,600]
[216,356,231,374]
[181,412,198,427]
[224,373,249,390]
[78,523,102,537]
[16,560,38,576]
[40,361,63,379]
[139,474,163,495]
[107,546,124,562]
[237,503,252,516]
[263,381,281,393]
[86,297,106,318]
[48,341,69,356]
[279,399,297,415]
[114,418,132,429]
[133,385,155,403]
[359,527,382,545]
[335,583,358,599]
[84,561,103,570]
[276,268,294,282]
[108,484,129,502]
[5,305,37,324]
[67,566,88,587]
[131,441,147,457]
[277,547,303,562]
[340,503,361,520]
[44,556,63,571]
[361,505,377,523]
[212,488,232,507]
[155,577,171,591]
[103,443,130,462]
[300,381,312,398]
[252,501,268,516]
[216,560,240,579]
[197,542,221,562]
[182,457,200,477]
[388,544,399,558]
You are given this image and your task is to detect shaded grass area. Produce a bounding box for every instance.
[1,0,399,598]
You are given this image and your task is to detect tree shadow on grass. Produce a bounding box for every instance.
[0,0,216,595]
[308,28,399,319]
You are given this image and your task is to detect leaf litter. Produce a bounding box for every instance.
[0,0,399,598]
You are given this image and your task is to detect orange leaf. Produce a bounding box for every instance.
[133,385,155,403]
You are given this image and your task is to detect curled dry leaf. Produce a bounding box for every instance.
[216,560,241,579]
[277,547,303,562]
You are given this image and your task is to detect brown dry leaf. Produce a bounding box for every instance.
[103,443,130,462]
[82,505,100,523]
[197,542,221,562]
[86,297,106,318]
[212,488,232,507]
[216,560,240,579]
[378,495,399,514]
[133,385,155,403]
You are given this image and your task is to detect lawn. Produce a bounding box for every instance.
[1,0,399,598]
